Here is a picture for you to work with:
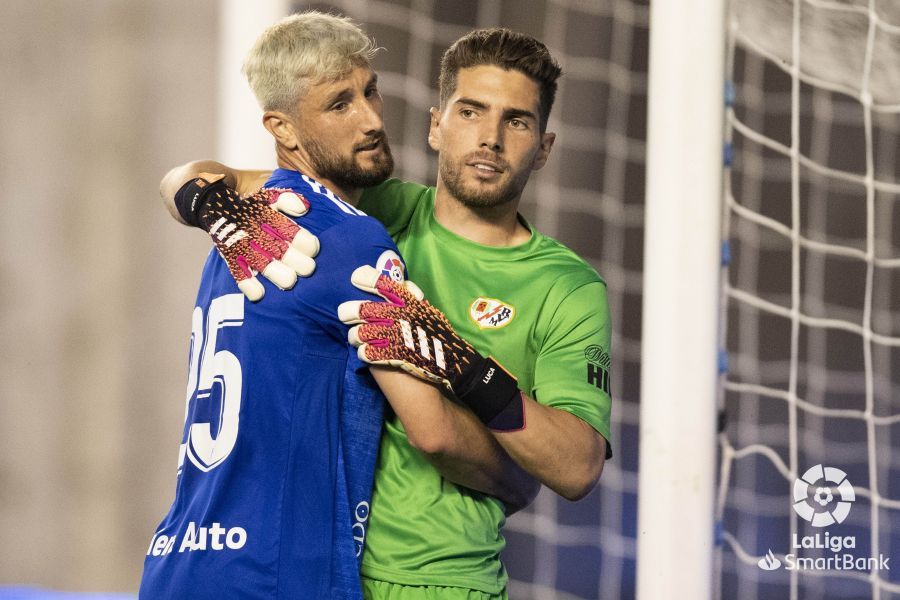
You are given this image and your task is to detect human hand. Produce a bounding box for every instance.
[175,174,319,301]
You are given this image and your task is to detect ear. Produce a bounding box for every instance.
[262,111,299,150]
[427,107,442,152]
[530,131,556,171]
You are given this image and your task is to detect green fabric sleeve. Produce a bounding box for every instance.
[532,280,613,458]
[359,178,430,237]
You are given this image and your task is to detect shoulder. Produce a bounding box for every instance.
[517,231,611,340]
[266,177,369,237]
[358,178,433,236]
[322,212,394,245]
[531,231,606,291]
[360,178,432,204]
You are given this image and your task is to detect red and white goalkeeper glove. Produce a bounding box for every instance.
[337,266,525,431]
[174,174,319,301]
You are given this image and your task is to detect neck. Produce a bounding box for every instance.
[432,180,531,247]
[275,145,362,205]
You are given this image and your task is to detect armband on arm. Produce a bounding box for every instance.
[174,174,320,301]
[337,267,525,431]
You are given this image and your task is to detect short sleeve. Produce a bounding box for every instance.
[532,281,613,459]
[358,179,429,237]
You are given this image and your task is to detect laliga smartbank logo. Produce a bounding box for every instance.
[757,464,891,573]
[792,464,854,527]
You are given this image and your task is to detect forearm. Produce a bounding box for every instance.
[371,368,539,512]
[423,399,539,513]
[341,273,606,503]
[492,395,606,501]
[159,160,272,224]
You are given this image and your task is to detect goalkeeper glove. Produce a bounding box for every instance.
[174,174,319,301]
[337,266,525,431]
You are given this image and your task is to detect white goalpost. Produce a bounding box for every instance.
[216,0,288,166]
[636,0,725,598]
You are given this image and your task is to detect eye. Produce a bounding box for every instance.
[331,101,348,112]
[460,108,476,118]
[509,118,527,129]
[365,86,379,99]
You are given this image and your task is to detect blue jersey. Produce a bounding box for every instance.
[140,169,402,599]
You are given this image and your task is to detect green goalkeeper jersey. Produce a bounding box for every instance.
[357,179,612,594]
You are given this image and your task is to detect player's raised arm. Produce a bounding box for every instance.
[159,160,273,223]
[159,161,319,301]
[339,268,609,501]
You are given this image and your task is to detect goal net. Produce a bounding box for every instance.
[717,0,900,598]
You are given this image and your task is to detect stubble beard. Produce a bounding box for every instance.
[302,133,395,192]
[439,154,531,210]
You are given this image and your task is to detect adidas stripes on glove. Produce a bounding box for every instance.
[337,266,525,431]
[174,174,319,301]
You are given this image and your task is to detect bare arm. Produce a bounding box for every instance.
[382,367,605,502]
[493,397,605,501]
[159,160,272,224]
[370,367,540,513]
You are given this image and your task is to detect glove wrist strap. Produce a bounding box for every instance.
[455,356,524,431]
[174,176,227,228]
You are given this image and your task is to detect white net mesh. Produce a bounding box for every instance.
[717,0,900,598]
[292,0,649,597]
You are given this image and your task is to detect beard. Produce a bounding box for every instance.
[438,152,531,209]
[301,132,394,192]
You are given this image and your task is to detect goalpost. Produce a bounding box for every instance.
[216,0,287,166]
[636,0,725,597]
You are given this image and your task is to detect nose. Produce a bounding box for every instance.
[359,97,384,135]
[480,116,503,152]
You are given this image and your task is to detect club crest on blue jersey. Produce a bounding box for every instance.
[377,251,406,282]
[469,297,516,329]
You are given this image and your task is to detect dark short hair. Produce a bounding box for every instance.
[438,28,562,133]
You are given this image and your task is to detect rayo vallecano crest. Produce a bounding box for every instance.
[469,297,516,329]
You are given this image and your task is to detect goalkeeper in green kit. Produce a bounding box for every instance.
[162,27,611,600]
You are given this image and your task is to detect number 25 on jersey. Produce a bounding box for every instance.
[178,294,245,473]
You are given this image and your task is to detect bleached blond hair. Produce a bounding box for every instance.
[242,11,378,114]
